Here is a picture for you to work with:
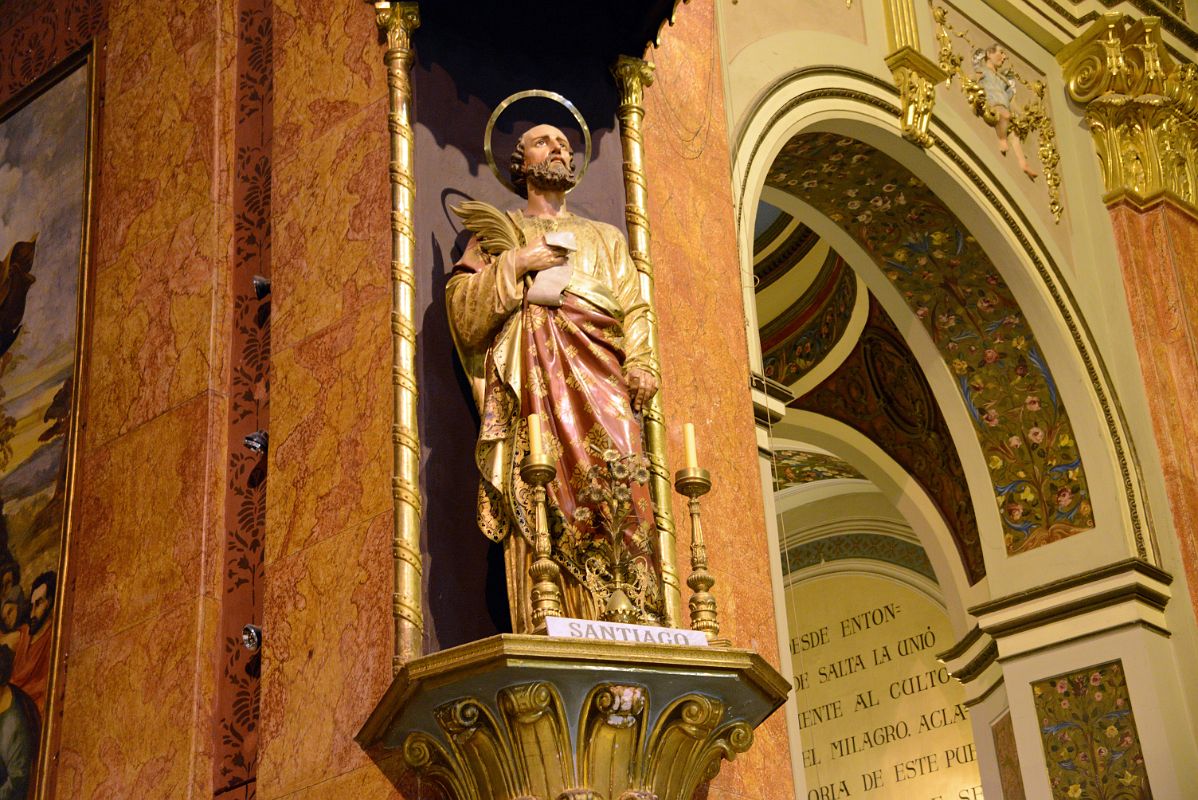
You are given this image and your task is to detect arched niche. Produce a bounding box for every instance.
[736,67,1151,605]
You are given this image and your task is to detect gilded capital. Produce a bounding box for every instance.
[885,47,948,149]
[1059,14,1198,207]
[612,56,656,108]
[373,1,420,51]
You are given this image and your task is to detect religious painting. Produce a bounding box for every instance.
[0,55,93,797]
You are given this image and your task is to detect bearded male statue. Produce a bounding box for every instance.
[447,123,665,633]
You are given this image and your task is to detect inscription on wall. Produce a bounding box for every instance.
[787,574,982,800]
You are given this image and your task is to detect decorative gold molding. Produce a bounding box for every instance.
[1058,13,1198,212]
[372,0,424,669]
[611,55,683,628]
[933,5,1065,221]
[883,0,947,148]
[357,635,789,800]
[887,48,948,148]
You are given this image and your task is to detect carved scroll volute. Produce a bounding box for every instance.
[881,0,947,148]
[642,695,746,800]
[434,698,524,798]
[404,732,475,800]
[1059,14,1177,103]
[498,682,574,799]
[578,683,650,798]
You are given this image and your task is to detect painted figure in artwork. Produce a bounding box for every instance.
[0,645,37,800]
[12,572,55,716]
[446,122,664,633]
[973,45,1038,180]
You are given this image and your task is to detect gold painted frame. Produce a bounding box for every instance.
[0,47,98,800]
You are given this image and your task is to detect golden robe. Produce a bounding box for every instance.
[446,210,663,632]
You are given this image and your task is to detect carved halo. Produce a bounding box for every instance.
[484,89,592,195]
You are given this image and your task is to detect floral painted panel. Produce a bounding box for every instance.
[1033,660,1151,799]
[761,252,857,387]
[771,448,864,489]
[767,133,1094,555]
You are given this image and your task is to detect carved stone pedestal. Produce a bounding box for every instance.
[356,634,789,800]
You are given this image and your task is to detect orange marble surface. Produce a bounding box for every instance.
[645,2,795,799]
[264,298,392,565]
[96,7,228,276]
[257,512,393,798]
[1109,198,1198,618]
[272,0,384,159]
[254,1,397,795]
[87,209,232,448]
[57,597,219,799]
[71,394,226,651]
[52,0,235,795]
[270,102,390,353]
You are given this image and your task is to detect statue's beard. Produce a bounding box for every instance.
[524,159,577,192]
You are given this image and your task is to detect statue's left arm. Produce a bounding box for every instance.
[606,227,659,410]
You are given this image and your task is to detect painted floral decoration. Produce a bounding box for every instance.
[767,133,1094,555]
[1033,660,1151,800]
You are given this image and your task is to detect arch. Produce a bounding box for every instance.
[736,67,1153,602]
[768,426,982,634]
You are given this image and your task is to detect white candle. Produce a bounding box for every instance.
[528,413,543,456]
[683,423,697,469]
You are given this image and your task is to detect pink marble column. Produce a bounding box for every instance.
[645,3,797,798]
[1108,196,1198,623]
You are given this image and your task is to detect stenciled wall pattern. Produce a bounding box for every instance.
[1033,660,1151,799]
[768,133,1094,556]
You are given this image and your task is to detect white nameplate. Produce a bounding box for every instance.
[546,617,709,647]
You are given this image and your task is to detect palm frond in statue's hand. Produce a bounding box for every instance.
[450,200,524,257]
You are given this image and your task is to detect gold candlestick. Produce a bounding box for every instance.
[521,452,563,630]
[674,466,729,647]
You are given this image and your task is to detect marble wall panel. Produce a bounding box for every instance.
[86,0,237,445]
[267,752,412,795]
[70,393,224,651]
[56,597,219,799]
[257,512,392,798]
[265,298,392,564]
[271,0,383,158]
[644,2,794,798]
[270,102,390,353]
[94,12,226,274]
[992,710,1027,800]
[87,209,232,448]
[1108,199,1198,617]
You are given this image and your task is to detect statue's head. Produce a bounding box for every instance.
[510,123,577,197]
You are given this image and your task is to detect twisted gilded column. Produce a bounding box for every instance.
[373,0,423,669]
[611,56,682,627]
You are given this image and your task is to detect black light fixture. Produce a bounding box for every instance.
[244,430,268,454]
[252,274,271,300]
